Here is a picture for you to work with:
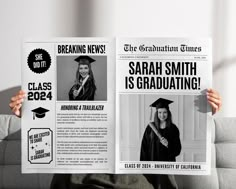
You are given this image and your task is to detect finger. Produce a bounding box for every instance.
[9,98,24,108]
[160,139,168,145]
[12,103,22,112]
[208,100,221,111]
[14,109,21,117]
[207,95,222,108]
[19,91,26,99]
[208,100,218,108]
[11,95,20,102]
[12,103,22,116]
[163,142,168,147]
[207,88,221,98]
[160,141,167,146]
[19,90,26,95]
[162,138,167,142]
[11,93,25,102]
[9,101,18,109]
[207,95,221,105]
[207,92,220,101]
[208,101,219,113]
[9,100,23,111]
[207,93,220,100]
[17,90,26,97]
[207,91,219,98]
[12,90,26,100]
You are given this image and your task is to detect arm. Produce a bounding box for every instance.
[9,90,26,117]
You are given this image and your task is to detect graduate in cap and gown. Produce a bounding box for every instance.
[140,98,181,189]
[69,56,96,100]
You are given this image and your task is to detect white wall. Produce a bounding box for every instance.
[114,0,213,37]
[0,0,54,114]
[0,0,54,90]
[212,0,236,117]
[1,0,235,117]
[0,0,110,113]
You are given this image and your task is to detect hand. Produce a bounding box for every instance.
[73,89,78,98]
[160,137,168,148]
[9,90,26,117]
[207,88,222,114]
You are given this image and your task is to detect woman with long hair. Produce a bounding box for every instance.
[68,56,96,100]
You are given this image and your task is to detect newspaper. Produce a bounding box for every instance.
[116,38,212,175]
[22,38,212,175]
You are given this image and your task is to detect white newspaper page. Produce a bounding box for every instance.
[116,38,212,175]
[22,38,115,173]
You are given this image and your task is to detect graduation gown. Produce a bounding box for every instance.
[69,78,96,101]
[140,123,181,161]
[140,123,181,189]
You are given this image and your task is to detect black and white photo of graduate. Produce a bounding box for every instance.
[68,55,96,101]
[140,98,182,189]
[140,98,181,161]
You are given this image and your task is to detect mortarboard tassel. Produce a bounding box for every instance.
[149,106,153,122]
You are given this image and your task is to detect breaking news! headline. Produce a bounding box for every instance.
[57,44,106,54]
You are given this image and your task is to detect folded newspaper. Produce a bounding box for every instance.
[22,38,212,175]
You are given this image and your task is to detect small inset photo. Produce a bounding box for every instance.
[57,55,107,101]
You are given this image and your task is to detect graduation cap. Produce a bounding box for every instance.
[31,107,49,120]
[150,98,173,109]
[149,98,173,121]
[74,56,96,65]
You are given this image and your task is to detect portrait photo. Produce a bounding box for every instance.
[119,94,208,163]
[57,55,107,101]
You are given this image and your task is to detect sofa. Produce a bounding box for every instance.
[0,115,52,189]
[0,114,236,189]
[176,117,236,189]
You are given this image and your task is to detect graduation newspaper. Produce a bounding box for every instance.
[22,38,212,175]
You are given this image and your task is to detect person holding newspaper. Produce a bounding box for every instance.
[68,55,96,100]
[9,88,221,189]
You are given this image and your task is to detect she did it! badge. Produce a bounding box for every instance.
[27,48,51,74]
